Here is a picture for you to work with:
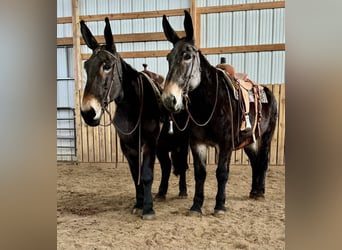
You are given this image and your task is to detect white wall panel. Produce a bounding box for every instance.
[197,0,206,7]
[157,57,168,77]
[57,24,64,38]
[57,0,63,18]
[271,51,284,83]
[257,51,272,83]
[57,0,72,17]
[156,0,168,11]
[273,8,285,43]
[207,0,220,7]
[110,20,121,34]
[108,0,120,14]
[207,13,219,48]
[232,11,246,46]
[57,48,67,78]
[120,0,132,13]
[97,0,109,14]
[259,9,273,44]
[220,0,233,5]
[231,53,245,73]
[144,0,156,11]
[85,0,98,15]
[200,14,207,47]
[63,23,73,37]
[132,0,143,12]
[145,41,157,51]
[232,0,245,4]
[245,52,259,81]
[219,12,233,47]
[144,18,156,33]
[246,10,259,45]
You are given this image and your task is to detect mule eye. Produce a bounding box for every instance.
[183,53,191,61]
[103,64,111,71]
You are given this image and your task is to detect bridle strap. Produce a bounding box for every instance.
[99,50,120,127]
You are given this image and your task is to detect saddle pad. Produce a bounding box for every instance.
[217,68,268,104]
[248,89,268,103]
[139,71,163,108]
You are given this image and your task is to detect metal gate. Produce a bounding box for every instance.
[57,107,77,161]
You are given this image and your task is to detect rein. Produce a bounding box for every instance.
[185,71,219,127]
[170,54,219,130]
[96,48,145,185]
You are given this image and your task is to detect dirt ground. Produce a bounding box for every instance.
[57,162,285,249]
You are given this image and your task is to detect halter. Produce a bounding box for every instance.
[92,47,145,184]
[94,48,122,127]
[169,49,219,131]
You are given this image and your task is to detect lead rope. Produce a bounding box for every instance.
[185,71,219,127]
[169,112,190,132]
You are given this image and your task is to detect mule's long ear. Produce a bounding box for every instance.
[162,15,180,45]
[183,10,194,42]
[104,17,116,53]
[80,20,99,50]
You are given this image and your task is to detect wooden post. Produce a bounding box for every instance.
[190,0,200,48]
[72,0,83,162]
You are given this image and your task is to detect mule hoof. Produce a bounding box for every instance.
[249,191,265,200]
[142,213,155,220]
[213,209,226,217]
[187,210,202,217]
[132,208,143,216]
[178,192,188,199]
[154,193,166,201]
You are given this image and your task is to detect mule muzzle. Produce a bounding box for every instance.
[162,94,182,113]
[80,108,101,127]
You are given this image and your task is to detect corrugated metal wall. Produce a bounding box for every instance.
[76,0,189,78]
[57,46,77,161]
[56,0,285,163]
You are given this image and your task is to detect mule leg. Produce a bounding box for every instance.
[155,146,171,200]
[214,149,232,214]
[121,144,144,213]
[244,87,277,199]
[189,143,207,214]
[244,139,270,199]
[171,147,188,198]
[140,144,157,219]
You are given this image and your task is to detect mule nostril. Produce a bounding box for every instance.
[170,95,176,105]
[81,107,96,121]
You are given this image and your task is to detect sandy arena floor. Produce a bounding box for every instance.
[57,162,285,249]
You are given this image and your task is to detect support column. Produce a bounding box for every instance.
[72,0,82,162]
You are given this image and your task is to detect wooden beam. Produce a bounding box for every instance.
[200,44,285,54]
[80,44,284,60]
[57,2,284,24]
[197,1,285,14]
[79,9,188,22]
[57,9,187,24]
[81,50,169,60]
[57,17,72,24]
[57,31,185,46]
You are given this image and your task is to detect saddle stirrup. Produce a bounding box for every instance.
[244,113,252,131]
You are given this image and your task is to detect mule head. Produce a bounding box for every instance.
[80,18,123,126]
[161,10,201,113]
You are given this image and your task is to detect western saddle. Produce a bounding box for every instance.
[216,58,264,145]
